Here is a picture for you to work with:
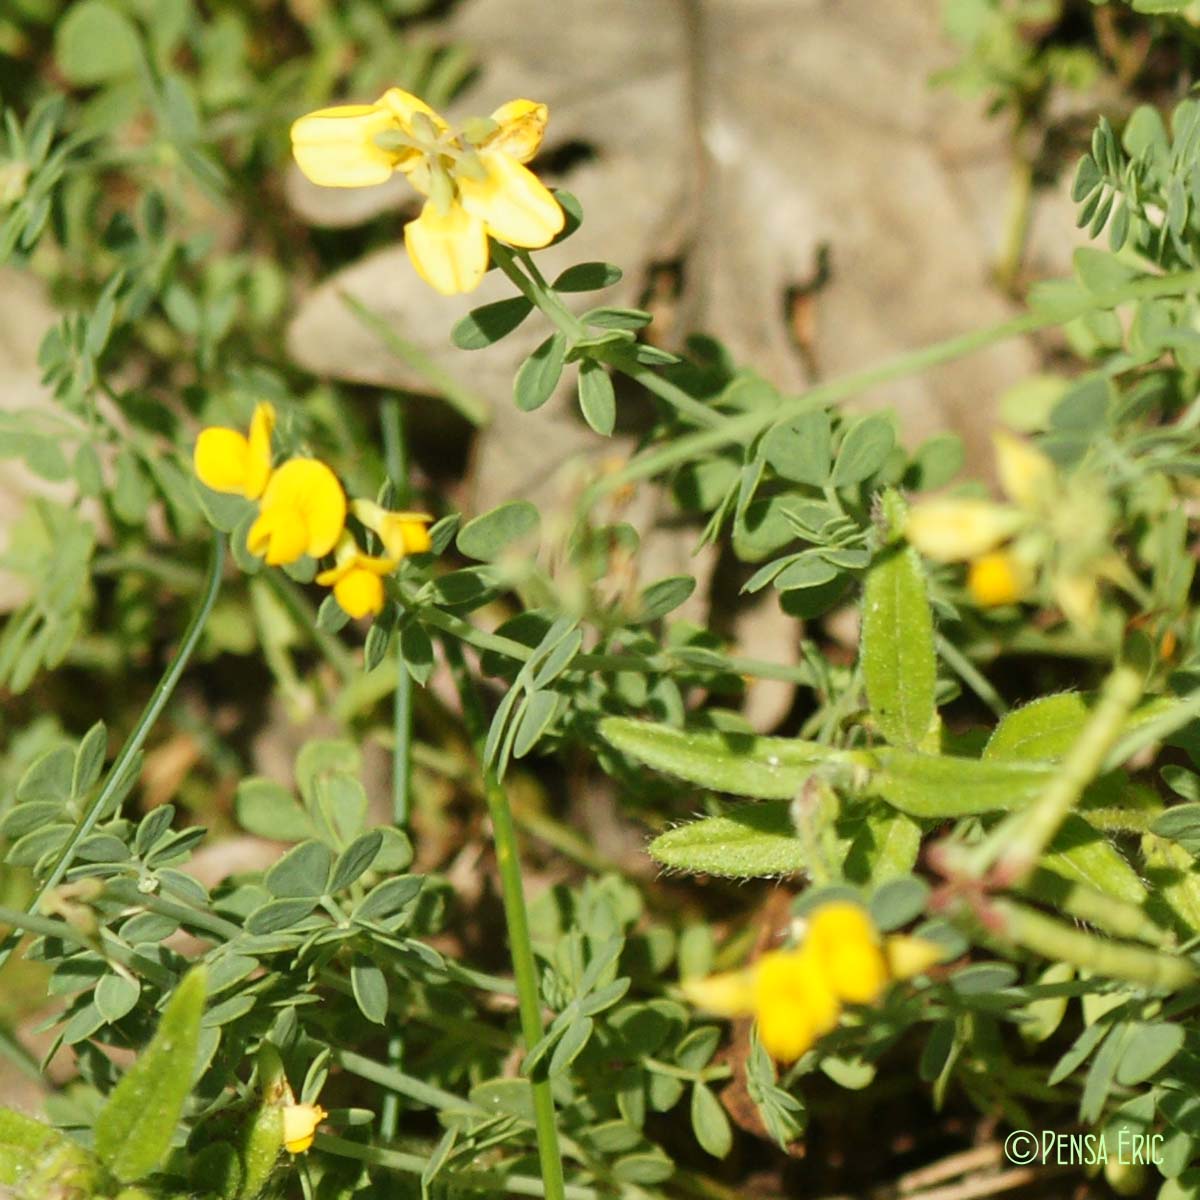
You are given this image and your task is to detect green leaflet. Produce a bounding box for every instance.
[870,748,1054,816]
[95,966,207,1183]
[983,692,1174,761]
[648,802,807,877]
[600,717,856,800]
[860,542,936,748]
[1040,814,1146,907]
[844,808,922,884]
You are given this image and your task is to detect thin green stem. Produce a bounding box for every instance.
[579,267,1200,508]
[934,633,1008,719]
[440,636,567,1200]
[314,1133,598,1199]
[262,570,357,683]
[0,531,226,974]
[491,245,721,430]
[382,397,414,829]
[334,1048,482,1114]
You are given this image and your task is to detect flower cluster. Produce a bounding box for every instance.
[193,403,432,618]
[290,88,564,295]
[905,431,1121,629]
[683,902,940,1063]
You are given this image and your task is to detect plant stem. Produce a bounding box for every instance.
[581,266,1200,507]
[382,397,414,829]
[262,570,357,683]
[314,1133,598,1199]
[491,244,722,429]
[440,636,567,1200]
[0,531,226,975]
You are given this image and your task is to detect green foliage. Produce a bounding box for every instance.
[10,2,1200,1197]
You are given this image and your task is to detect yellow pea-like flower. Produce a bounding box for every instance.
[993,431,1057,511]
[193,403,276,500]
[968,549,1030,608]
[752,947,840,1064]
[246,459,346,566]
[282,1103,327,1155]
[315,535,398,619]
[683,901,942,1064]
[290,89,563,295]
[352,500,434,559]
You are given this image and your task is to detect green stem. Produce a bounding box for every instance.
[0,531,226,974]
[994,149,1034,293]
[314,1133,598,1200]
[440,637,567,1200]
[381,397,414,830]
[993,900,1198,990]
[491,245,721,429]
[262,570,357,682]
[334,1048,482,1115]
[581,267,1200,507]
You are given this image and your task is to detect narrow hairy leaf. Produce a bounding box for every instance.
[95,966,207,1181]
[649,802,810,877]
[600,717,855,800]
[861,543,935,748]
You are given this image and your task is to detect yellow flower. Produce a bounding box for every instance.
[905,499,1024,563]
[282,1103,327,1155]
[193,403,275,500]
[682,901,941,1064]
[290,89,563,295]
[247,459,346,566]
[968,549,1030,607]
[352,499,434,558]
[315,535,398,619]
[753,947,840,1063]
[803,901,889,1005]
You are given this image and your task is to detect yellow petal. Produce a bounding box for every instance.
[331,568,386,618]
[752,949,840,1064]
[457,150,564,249]
[282,1104,326,1155]
[484,99,549,163]
[885,935,944,981]
[290,103,399,188]
[194,427,250,494]
[404,201,488,295]
[244,403,275,500]
[968,550,1030,607]
[905,499,1023,563]
[680,969,755,1017]
[247,507,309,566]
[376,87,448,136]
[994,431,1056,510]
[804,903,888,1006]
[255,458,346,561]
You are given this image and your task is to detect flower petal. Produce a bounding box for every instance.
[257,459,346,560]
[290,104,399,188]
[404,201,488,295]
[457,151,563,248]
[484,99,549,163]
[244,403,276,500]
[376,88,448,136]
[247,507,309,566]
[194,427,250,494]
[334,568,386,619]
